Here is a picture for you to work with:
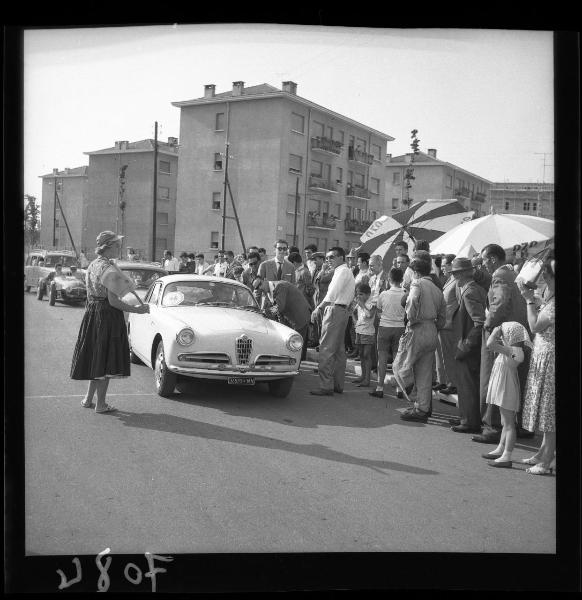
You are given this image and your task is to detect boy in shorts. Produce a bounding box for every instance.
[351,282,376,387]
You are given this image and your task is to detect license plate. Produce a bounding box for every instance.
[227,377,255,385]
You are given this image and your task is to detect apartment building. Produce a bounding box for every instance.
[39,166,88,252]
[385,149,491,217]
[489,182,554,219]
[171,81,394,258]
[84,138,179,260]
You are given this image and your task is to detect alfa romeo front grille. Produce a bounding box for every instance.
[177,353,230,363]
[235,335,253,365]
[254,355,292,365]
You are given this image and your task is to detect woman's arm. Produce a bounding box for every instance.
[107,289,149,314]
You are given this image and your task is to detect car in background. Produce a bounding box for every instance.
[127,275,303,398]
[24,249,81,293]
[41,273,87,306]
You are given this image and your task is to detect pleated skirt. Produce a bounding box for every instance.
[70,298,130,380]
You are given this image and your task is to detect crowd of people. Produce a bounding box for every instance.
[115,236,556,476]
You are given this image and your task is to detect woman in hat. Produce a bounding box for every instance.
[70,231,150,413]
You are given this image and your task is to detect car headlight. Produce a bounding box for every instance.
[176,328,195,346]
[286,333,304,352]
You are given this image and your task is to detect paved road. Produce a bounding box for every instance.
[24,292,555,556]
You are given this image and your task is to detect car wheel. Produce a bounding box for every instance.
[48,285,57,306]
[268,377,294,398]
[127,326,143,365]
[154,340,176,397]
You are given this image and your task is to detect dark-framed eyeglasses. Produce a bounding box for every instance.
[248,261,258,266]
[276,247,287,251]
[325,254,337,261]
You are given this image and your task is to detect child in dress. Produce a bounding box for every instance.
[483,321,533,468]
[351,282,376,387]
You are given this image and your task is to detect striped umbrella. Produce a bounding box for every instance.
[358,199,474,268]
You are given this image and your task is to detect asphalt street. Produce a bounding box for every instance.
[23,292,556,556]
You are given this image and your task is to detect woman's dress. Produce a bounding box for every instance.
[70,256,130,380]
[521,298,555,432]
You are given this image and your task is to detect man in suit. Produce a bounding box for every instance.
[449,258,487,433]
[254,278,311,363]
[472,243,532,444]
[257,240,296,284]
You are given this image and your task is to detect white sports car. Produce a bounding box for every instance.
[127,275,303,398]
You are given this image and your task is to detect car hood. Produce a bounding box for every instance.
[158,306,292,337]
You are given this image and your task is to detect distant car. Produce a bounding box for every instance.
[40,273,87,306]
[127,275,303,398]
[24,249,82,293]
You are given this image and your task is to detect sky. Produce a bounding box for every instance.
[23,25,555,205]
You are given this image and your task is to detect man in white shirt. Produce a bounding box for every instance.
[163,250,180,272]
[310,247,356,396]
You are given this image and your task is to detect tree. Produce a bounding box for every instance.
[403,129,420,207]
[24,194,40,248]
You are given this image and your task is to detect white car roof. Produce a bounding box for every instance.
[158,274,248,289]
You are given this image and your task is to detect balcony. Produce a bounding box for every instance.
[309,176,337,193]
[454,187,472,199]
[307,212,338,229]
[348,146,374,165]
[311,136,343,156]
[346,183,371,200]
[474,191,487,202]
[344,218,373,234]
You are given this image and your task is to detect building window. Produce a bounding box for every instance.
[312,121,324,138]
[505,201,510,210]
[289,154,303,174]
[355,137,367,152]
[212,192,221,210]
[326,125,333,139]
[156,237,167,250]
[337,130,345,145]
[210,232,219,249]
[310,160,323,178]
[370,177,380,194]
[349,135,355,148]
[336,167,343,183]
[355,172,365,188]
[215,112,225,131]
[345,205,352,218]
[533,202,537,212]
[446,175,453,188]
[158,186,170,200]
[287,194,301,214]
[392,198,399,210]
[309,198,321,214]
[371,210,377,220]
[291,112,305,134]
[157,212,169,225]
[214,153,223,170]
[523,202,530,211]
[393,172,401,185]
[372,143,382,161]
[159,160,171,174]
[335,203,341,218]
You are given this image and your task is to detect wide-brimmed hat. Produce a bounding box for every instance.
[450,257,474,273]
[96,230,123,250]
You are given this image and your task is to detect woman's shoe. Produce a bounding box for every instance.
[488,460,512,468]
[521,455,542,465]
[526,463,554,475]
[482,452,503,460]
[351,378,364,384]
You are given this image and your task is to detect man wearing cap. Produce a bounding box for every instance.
[253,278,311,363]
[449,257,487,433]
[472,243,531,444]
[472,254,492,292]
[310,247,356,396]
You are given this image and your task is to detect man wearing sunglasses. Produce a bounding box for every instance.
[257,240,296,284]
[310,247,356,396]
[242,251,262,290]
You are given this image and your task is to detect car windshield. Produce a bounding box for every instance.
[44,255,78,267]
[161,280,258,308]
[121,269,165,289]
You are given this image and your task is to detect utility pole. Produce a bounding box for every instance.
[293,177,300,247]
[221,142,230,251]
[52,175,58,247]
[152,121,158,261]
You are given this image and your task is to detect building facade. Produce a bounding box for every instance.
[172,81,394,258]
[39,166,88,252]
[84,138,179,260]
[384,149,491,217]
[489,182,554,219]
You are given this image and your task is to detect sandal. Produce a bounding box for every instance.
[81,400,95,408]
[95,404,117,414]
[521,455,542,465]
[526,463,554,476]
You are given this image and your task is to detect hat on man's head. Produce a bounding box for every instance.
[96,230,123,250]
[450,257,474,273]
[471,255,483,267]
[346,249,357,258]
[312,252,325,259]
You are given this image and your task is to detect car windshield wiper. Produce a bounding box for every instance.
[231,305,262,312]
[195,301,231,306]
